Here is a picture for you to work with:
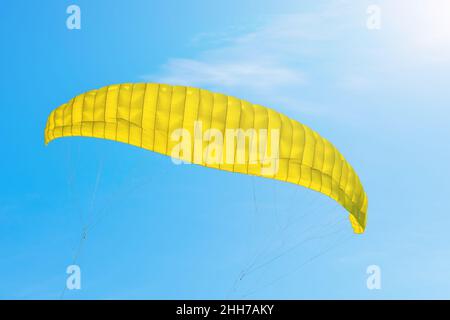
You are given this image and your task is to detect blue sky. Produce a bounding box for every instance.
[1,0,450,299]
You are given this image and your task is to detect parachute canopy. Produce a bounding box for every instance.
[44,83,368,233]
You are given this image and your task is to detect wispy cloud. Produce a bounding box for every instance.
[152,58,305,91]
[141,3,352,115]
[142,0,450,119]
[142,13,316,96]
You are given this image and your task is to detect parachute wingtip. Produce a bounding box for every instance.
[349,213,366,234]
[44,132,50,146]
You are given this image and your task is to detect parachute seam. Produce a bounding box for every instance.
[165,85,174,155]
[92,89,98,137]
[180,86,187,131]
[339,161,348,208]
[329,145,338,199]
[70,96,76,138]
[139,83,148,148]
[127,84,134,144]
[195,89,202,164]
[115,85,121,141]
[220,95,228,170]
[232,98,243,173]
[308,131,317,189]
[61,102,69,135]
[356,172,366,214]
[66,98,75,137]
[352,174,362,221]
[219,95,229,171]
[285,118,295,182]
[246,103,257,175]
[352,167,363,223]
[296,123,306,186]
[275,111,283,179]
[324,140,334,197]
[60,103,66,138]
[152,84,161,150]
[318,137,325,194]
[337,154,344,204]
[103,86,108,139]
[345,165,353,219]
[263,107,270,173]
[53,107,60,137]
[52,108,57,138]
[79,93,87,137]
[331,149,339,200]
[180,86,189,161]
[204,91,215,166]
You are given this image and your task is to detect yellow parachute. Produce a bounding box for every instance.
[44,83,367,233]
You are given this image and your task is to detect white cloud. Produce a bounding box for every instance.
[151,58,305,91]
[142,2,353,116]
[142,0,450,120]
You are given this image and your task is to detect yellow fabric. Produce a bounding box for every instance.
[44,83,368,233]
